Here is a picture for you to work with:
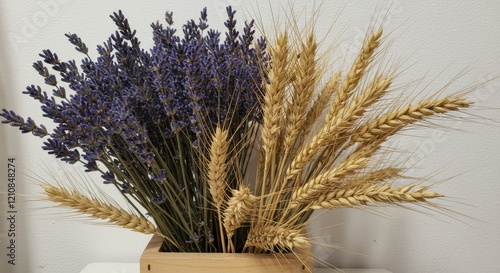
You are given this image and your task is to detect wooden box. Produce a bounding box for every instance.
[140,236,314,273]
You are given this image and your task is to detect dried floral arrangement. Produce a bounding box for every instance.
[1,5,474,258]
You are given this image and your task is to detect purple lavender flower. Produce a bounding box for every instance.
[1,6,266,252]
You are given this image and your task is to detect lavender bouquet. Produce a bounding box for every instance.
[2,7,266,253]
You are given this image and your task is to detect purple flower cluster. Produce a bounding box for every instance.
[2,6,264,173]
[1,7,266,251]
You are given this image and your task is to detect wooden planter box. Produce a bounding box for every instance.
[140,236,314,273]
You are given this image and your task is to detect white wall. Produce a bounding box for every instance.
[0,1,499,272]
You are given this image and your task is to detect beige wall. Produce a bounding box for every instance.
[0,1,499,272]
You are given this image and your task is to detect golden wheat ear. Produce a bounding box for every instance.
[245,224,310,253]
[324,27,383,125]
[206,125,231,252]
[283,32,319,156]
[41,184,155,232]
[302,71,341,138]
[40,183,178,246]
[259,31,289,177]
[223,185,257,252]
[289,144,376,208]
[309,183,443,210]
[207,126,230,208]
[350,96,472,144]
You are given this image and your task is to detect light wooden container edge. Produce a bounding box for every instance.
[140,235,314,273]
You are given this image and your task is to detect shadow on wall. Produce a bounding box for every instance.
[309,207,412,270]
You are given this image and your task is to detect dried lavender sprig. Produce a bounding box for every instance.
[0,6,265,252]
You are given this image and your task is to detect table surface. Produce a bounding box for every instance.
[80,263,391,273]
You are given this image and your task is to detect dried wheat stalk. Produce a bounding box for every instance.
[260,31,290,169]
[324,28,383,124]
[245,224,310,252]
[42,183,181,247]
[290,145,372,207]
[307,167,402,207]
[207,126,229,208]
[246,20,473,254]
[318,75,393,164]
[285,76,391,182]
[223,185,257,251]
[283,33,318,155]
[302,72,341,136]
[256,31,291,227]
[207,126,230,252]
[42,184,157,233]
[351,97,472,143]
[347,167,403,187]
[310,183,443,210]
